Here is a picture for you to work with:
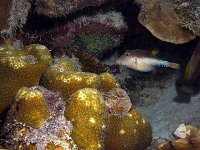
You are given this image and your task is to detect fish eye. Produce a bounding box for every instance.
[125,52,129,56]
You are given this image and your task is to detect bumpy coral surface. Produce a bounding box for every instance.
[16,87,50,128]
[106,107,152,150]
[65,88,107,150]
[99,72,120,92]
[2,86,77,150]
[136,0,196,44]
[0,44,52,117]
[35,0,107,17]
[40,57,101,100]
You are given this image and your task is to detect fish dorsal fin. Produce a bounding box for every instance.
[173,123,187,138]
[151,49,159,56]
[130,49,155,58]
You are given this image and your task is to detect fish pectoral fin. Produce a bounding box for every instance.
[168,62,180,69]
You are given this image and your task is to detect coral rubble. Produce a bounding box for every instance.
[0,44,52,117]
[135,0,196,44]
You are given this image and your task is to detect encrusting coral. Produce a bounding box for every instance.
[135,0,196,44]
[0,44,52,117]
[1,86,77,150]
[65,88,107,150]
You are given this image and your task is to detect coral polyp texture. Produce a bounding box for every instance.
[40,56,119,100]
[135,0,196,44]
[99,72,120,92]
[0,0,12,31]
[28,11,127,57]
[64,88,107,150]
[40,57,102,100]
[1,86,77,150]
[106,107,152,150]
[0,44,52,117]
[16,87,50,128]
[35,0,107,17]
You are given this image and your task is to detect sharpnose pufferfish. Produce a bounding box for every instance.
[116,49,180,72]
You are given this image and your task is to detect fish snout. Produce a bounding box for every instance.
[116,59,122,65]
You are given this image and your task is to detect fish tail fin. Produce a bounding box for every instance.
[168,62,180,69]
[151,49,159,56]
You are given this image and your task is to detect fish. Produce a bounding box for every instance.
[173,123,190,139]
[116,49,180,72]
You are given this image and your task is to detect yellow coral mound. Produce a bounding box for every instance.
[40,57,119,100]
[65,88,107,150]
[16,87,50,128]
[106,107,152,150]
[0,44,52,117]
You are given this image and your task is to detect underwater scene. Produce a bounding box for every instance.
[0,0,200,150]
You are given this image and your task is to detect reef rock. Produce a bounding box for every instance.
[174,0,200,36]
[0,0,31,41]
[136,0,196,44]
[25,11,127,57]
[35,0,107,17]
